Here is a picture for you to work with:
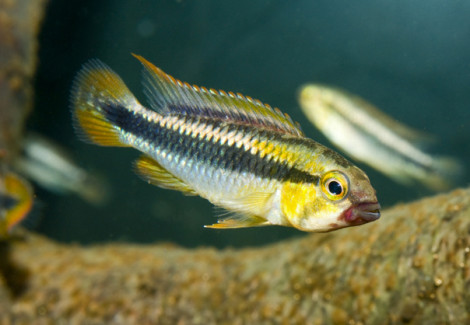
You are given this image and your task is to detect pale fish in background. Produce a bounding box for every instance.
[298,84,463,191]
[0,172,34,238]
[69,55,380,232]
[14,133,109,205]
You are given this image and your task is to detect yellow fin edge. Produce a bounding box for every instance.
[205,214,269,229]
[0,173,34,237]
[134,156,197,195]
[71,60,132,147]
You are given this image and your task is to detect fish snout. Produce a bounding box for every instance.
[343,202,381,225]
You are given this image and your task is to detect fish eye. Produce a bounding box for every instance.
[321,171,349,201]
[327,180,342,195]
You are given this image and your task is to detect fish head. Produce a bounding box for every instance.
[281,159,380,232]
[333,165,381,228]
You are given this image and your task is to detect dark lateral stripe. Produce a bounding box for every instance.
[101,102,320,184]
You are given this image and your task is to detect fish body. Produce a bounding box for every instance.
[0,172,34,237]
[299,84,462,191]
[71,55,380,232]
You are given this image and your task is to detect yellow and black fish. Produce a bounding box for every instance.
[0,172,34,237]
[71,54,380,232]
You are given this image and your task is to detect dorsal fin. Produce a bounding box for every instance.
[132,54,304,137]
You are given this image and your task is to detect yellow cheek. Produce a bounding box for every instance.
[281,181,344,229]
[281,182,320,226]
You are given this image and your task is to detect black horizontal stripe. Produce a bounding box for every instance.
[101,102,320,184]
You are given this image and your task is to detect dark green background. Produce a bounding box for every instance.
[30,0,470,247]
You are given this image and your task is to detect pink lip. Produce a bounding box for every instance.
[342,202,381,225]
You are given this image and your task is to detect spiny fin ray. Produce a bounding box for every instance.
[132,53,304,137]
[134,156,197,195]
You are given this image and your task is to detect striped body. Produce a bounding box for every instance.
[71,55,380,232]
[107,104,331,225]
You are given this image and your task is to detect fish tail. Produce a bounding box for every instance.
[71,59,141,147]
[0,173,34,237]
[423,156,464,191]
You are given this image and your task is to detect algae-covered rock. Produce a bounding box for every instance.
[0,0,48,164]
[0,188,469,324]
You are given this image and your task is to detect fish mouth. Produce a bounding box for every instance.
[342,202,381,225]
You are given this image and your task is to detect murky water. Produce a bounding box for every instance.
[29,0,470,247]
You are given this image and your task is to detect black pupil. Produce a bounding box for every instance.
[328,181,342,195]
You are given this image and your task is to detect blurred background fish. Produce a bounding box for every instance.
[298,84,464,191]
[0,172,34,238]
[14,133,109,205]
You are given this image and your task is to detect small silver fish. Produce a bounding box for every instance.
[15,133,109,205]
[298,84,463,190]
[70,55,381,232]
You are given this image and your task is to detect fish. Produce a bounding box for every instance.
[0,172,34,237]
[14,133,109,205]
[70,54,380,232]
[298,84,463,191]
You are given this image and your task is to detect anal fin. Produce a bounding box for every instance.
[205,213,269,229]
[134,156,197,196]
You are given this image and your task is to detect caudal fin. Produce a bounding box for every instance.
[0,173,34,238]
[70,59,141,147]
[415,156,465,191]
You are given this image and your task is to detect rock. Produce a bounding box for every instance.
[1,188,469,324]
[0,0,48,163]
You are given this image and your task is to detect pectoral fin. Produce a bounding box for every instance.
[134,156,197,195]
